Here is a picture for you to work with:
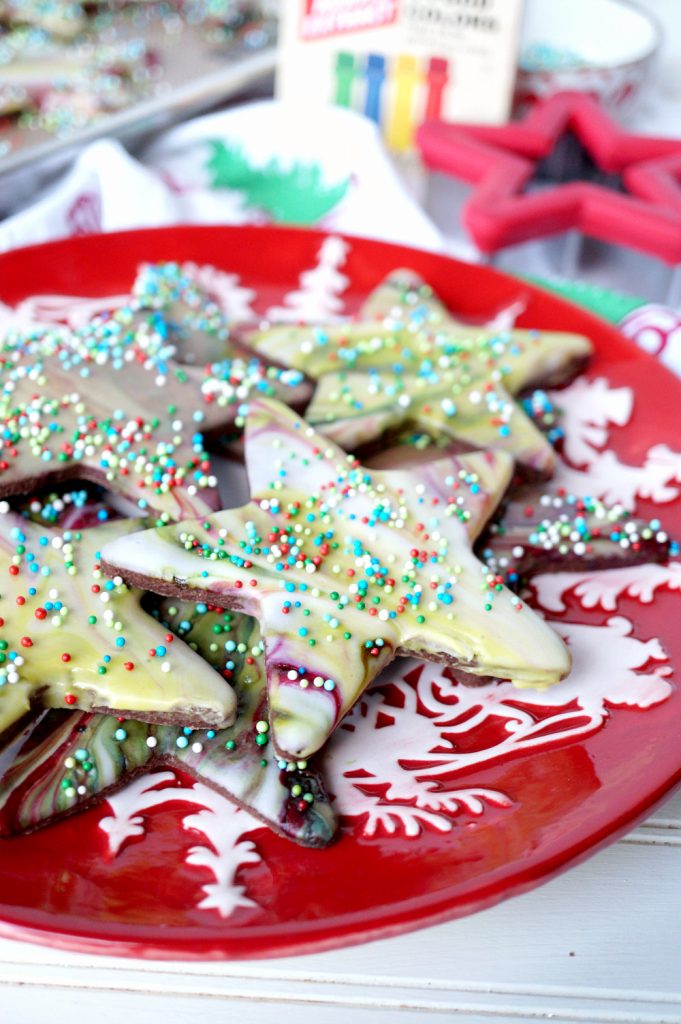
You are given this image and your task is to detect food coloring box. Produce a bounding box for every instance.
[276,0,525,150]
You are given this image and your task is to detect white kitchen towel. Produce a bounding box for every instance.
[0,100,442,254]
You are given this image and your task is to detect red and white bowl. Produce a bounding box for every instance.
[516,0,660,114]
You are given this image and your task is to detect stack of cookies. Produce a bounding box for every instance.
[0,262,671,849]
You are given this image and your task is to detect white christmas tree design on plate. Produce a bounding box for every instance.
[264,236,350,323]
[180,261,256,322]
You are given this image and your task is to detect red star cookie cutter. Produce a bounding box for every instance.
[626,150,681,217]
[417,91,681,264]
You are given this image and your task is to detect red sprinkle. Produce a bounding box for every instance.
[8,565,19,576]
[61,653,71,663]
[64,694,77,705]
[20,636,32,647]
[124,662,134,671]
[34,608,47,620]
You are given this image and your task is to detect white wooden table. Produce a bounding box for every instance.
[2,2,681,1020]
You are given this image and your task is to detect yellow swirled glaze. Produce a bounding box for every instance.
[0,515,236,738]
[103,398,571,761]
[248,270,592,476]
[0,602,337,847]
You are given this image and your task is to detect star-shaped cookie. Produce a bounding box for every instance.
[129,261,232,366]
[479,486,674,588]
[3,261,234,368]
[0,601,337,848]
[0,317,309,519]
[101,397,571,761]
[0,513,236,744]
[246,270,591,476]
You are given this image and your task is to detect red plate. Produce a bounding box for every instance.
[0,225,680,960]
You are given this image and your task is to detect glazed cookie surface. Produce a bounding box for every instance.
[0,600,337,848]
[480,487,674,587]
[102,397,571,762]
[246,270,592,475]
[0,514,237,741]
[0,297,309,519]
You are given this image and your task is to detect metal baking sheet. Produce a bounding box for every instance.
[0,9,277,202]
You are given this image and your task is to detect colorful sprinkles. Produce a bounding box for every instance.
[249,273,592,475]
[481,489,675,587]
[101,398,573,760]
[0,598,337,848]
[0,264,306,519]
[0,507,236,737]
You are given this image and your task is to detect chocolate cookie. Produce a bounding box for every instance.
[101,397,571,763]
[0,600,337,847]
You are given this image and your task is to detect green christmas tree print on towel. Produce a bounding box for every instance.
[206,141,350,225]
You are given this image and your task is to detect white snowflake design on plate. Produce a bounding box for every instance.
[16,237,678,915]
[619,302,681,366]
[100,774,261,919]
[532,561,681,613]
[549,376,681,509]
[327,615,672,838]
